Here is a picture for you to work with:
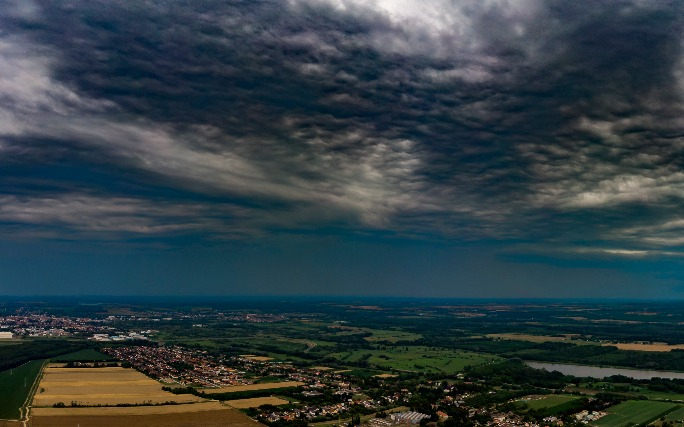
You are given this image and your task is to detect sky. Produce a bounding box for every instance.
[1,1,684,298]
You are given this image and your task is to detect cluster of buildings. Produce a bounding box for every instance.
[573,410,606,423]
[221,313,289,323]
[91,331,150,341]
[0,313,114,338]
[103,310,302,324]
[0,306,312,341]
[102,345,242,387]
[389,411,431,424]
[262,401,356,423]
[100,344,420,425]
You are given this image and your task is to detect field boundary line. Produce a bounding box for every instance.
[20,359,48,424]
[0,359,47,424]
[640,404,682,427]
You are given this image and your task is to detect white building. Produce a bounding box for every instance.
[0,331,13,339]
[390,411,430,424]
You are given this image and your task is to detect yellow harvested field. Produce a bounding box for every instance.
[204,381,304,394]
[240,355,273,361]
[33,366,205,406]
[30,402,263,427]
[605,343,684,352]
[453,312,486,317]
[374,374,398,378]
[310,366,334,371]
[32,401,225,416]
[226,397,290,408]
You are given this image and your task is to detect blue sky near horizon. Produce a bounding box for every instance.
[1,1,684,298]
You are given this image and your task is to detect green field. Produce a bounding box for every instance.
[519,394,580,411]
[665,406,684,422]
[632,390,684,403]
[51,349,114,362]
[0,359,45,419]
[329,347,501,374]
[363,329,423,343]
[593,400,680,427]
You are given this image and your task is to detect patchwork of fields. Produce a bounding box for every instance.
[518,394,581,413]
[29,402,261,427]
[226,397,291,409]
[487,333,597,346]
[21,362,267,426]
[329,347,502,374]
[202,381,304,394]
[33,365,205,406]
[608,343,684,352]
[593,400,680,427]
[0,360,45,420]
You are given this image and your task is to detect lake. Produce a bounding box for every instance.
[525,361,684,380]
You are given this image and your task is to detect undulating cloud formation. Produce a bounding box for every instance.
[1,1,684,297]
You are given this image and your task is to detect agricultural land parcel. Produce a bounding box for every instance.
[608,343,684,352]
[518,395,581,412]
[329,347,501,374]
[488,334,684,352]
[203,381,304,394]
[33,365,205,406]
[328,325,422,343]
[226,397,291,408]
[0,360,45,420]
[240,355,273,362]
[593,400,680,427]
[30,401,263,427]
[487,334,598,345]
[665,406,684,422]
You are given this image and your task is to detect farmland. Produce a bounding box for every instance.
[29,402,263,427]
[328,347,502,374]
[226,397,291,408]
[10,299,684,426]
[240,355,274,362]
[51,349,113,362]
[487,333,597,346]
[33,366,205,406]
[665,405,684,421]
[607,343,684,352]
[328,325,422,343]
[593,400,680,427]
[0,359,45,420]
[518,395,580,411]
[203,381,305,394]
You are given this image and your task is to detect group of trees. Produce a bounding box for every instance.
[0,340,88,371]
[63,361,118,368]
[466,358,571,389]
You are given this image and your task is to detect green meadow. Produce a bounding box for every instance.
[0,359,45,419]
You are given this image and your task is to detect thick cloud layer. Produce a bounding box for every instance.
[1,0,684,260]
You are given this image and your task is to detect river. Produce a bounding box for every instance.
[525,361,684,380]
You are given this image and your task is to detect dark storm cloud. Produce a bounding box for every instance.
[1,0,684,255]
